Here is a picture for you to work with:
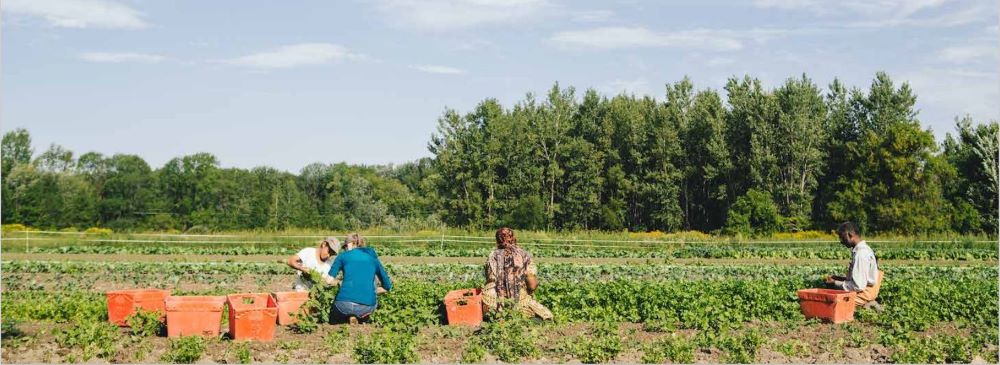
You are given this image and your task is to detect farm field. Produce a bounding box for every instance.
[1,231,998,364]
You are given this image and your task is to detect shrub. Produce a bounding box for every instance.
[475,311,539,363]
[460,342,486,363]
[292,271,337,333]
[718,330,764,364]
[642,334,696,364]
[161,335,207,364]
[352,330,418,364]
[1,223,31,233]
[575,322,622,363]
[83,227,113,235]
[126,309,164,337]
[56,321,122,361]
[723,189,784,237]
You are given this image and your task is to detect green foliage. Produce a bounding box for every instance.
[890,335,973,364]
[352,330,419,364]
[460,341,486,363]
[718,330,765,364]
[572,322,622,363]
[125,309,164,337]
[292,271,337,333]
[56,321,121,361]
[324,326,349,354]
[642,334,696,364]
[231,342,253,364]
[160,335,207,364]
[724,189,784,237]
[474,311,540,363]
[773,339,810,358]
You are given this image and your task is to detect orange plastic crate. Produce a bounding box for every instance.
[165,296,226,338]
[227,294,278,341]
[444,288,483,326]
[797,289,857,324]
[106,289,170,326]
[271,291,310,326]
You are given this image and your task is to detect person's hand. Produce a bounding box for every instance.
[376,287,387,295]
[824,276,836,285]
[324,276,339,286]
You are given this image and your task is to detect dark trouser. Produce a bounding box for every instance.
[331,300,376,323]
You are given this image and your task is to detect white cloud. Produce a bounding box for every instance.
[409,64,467,75]
[936,44,998,64]
[78,52,165,63]
[753,0,990,28]
[549,27,760,51]
[2,0,147,29]
[220,43,367,69]
[373,0,551,31]
[903,68,999,130]
[707,57,736,66]
[572,10,614,23]
[603,78,650,96]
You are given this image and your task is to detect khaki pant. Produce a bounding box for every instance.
[855,270,884,305]
[481,284,553,320]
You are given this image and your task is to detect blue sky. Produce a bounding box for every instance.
[2,0,997,172]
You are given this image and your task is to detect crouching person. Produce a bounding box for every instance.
[481,227,553,320]
[825,221,884,310]
[328,233,392,324]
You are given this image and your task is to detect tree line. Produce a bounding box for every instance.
[2,72,997,235]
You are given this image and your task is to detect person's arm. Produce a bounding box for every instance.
[328,255,345,279]
[286,254,308,273]
[374,258,393,292]
[525,259,539,294]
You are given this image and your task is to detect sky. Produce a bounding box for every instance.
[2,0,998,173]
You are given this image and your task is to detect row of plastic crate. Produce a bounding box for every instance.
[107,289,310,341]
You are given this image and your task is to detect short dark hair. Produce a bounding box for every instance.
[836,221,860,236]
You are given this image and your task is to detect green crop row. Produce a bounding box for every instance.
[18,243,999,260]
[3,260,996,284]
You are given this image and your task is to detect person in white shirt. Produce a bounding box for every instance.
[286,236,340,291]
[825,221,884,310]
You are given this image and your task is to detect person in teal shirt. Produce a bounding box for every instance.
[327,233,392,323]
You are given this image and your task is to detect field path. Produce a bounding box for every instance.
[2,253,994,266]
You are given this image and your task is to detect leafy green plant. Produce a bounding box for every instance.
[293,271,338,333]
[575,322,622,363]
[160,335,206,364]
[126,309,164,337]
[460,341,486,363]
[231,342,252,364]
[353,329,419,364]
[475,311,539,363]
[773,339,810,358]
[55,321,121,361]
[325,327,349,354]
[718,330,764,364]
[642,334,696,364]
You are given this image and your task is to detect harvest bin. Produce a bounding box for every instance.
[165,296,226,338]
[444,288,483,326]
[796,289,857,324]
[271,291,310,325]
[227,293,278,341]
[106,289,171,326]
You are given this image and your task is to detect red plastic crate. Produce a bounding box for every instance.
[444,288,483,326]
[165,296,226,338]
[271,291,310,326]
[106,289,170,326]
[797,289,857,324]
[226,294,278,341]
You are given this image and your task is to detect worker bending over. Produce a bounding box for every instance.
[481,227,553,320]
[826,221,884,311]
